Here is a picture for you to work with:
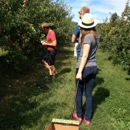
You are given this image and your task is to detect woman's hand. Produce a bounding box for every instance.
[76,72,82,80]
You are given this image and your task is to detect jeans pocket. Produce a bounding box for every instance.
[82,67,97,79]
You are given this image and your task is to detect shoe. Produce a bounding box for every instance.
[45,75,52,79]
[72,113,82,123]
[84,118,90,126]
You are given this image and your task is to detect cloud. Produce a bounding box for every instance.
[65,0,128,23]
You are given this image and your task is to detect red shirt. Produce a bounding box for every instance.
[46,30,57,51]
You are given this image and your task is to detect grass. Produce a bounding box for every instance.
[0,44,130,130]
[0,48,8,56]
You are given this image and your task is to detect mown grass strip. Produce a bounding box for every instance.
[0,45,130,130]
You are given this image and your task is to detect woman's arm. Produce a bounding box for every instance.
[76,43,90,80]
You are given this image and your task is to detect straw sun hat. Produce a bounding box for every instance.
[78,13,98,28]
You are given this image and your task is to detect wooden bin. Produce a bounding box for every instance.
[47,118,80,130]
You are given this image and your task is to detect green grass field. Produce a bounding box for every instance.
[0,45,130,130]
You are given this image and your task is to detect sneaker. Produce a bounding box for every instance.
[84,118,90,126]
[45,75,52,79]
[72,113,82,123]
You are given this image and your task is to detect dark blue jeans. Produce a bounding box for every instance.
[75,66,97,121]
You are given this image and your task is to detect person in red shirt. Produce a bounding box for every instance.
[41,22,57,79]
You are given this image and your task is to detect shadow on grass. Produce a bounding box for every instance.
[24,102,64,130]
[125,77,130,81]
[92,75,110,119]
[0,44,73,130]
[92,87,110,119]
[0,79,55,130]
[56,68,71,78]
[94,76,104,88]
[0,96,38,130]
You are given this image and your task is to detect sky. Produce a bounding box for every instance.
[64,0,128,23]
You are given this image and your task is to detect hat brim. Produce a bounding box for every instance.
[78,19,98,28]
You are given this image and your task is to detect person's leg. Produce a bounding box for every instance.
[48,66,52,75]
[75,68,84,118]
[42,51,50,73]
[49,50,57,78]
[42,60,49,70]
[42,51,53,79]
[85,77,94,121]
[83,67,97,121]
[75,80,84,118]
[51,65,56,78]
[42,60,53,79]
